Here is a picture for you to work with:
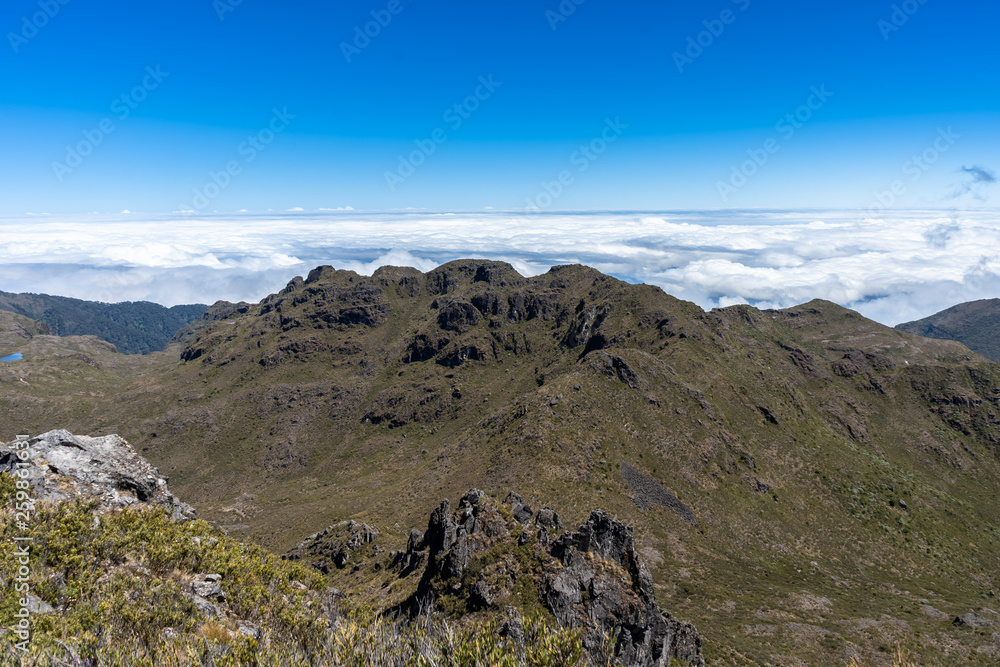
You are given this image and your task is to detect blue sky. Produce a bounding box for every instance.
[2,1,999,325]
[2,0,998,214]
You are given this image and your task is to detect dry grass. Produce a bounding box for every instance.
[198,621,233,645]
[847,645,919,667]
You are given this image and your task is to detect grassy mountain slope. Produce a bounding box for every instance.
[0,309,181,432]
[0,290,207,354]
[897,298,1000,363]
[170,300,254,348]
[0,480,589,667]
[2,261,1000,665]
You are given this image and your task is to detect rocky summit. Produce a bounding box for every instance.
[4,260,1000,664]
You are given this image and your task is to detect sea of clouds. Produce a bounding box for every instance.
[3,209,999,326]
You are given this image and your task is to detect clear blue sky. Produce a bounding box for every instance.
[2,0,998,214]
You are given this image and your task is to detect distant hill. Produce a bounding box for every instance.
[0,290,207,354]
[897,298,1000,362]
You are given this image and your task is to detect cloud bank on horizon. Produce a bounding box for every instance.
[2,209,998,327]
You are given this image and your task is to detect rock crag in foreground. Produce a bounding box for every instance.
[288,489,705,666]
[3,432,700,665]
[0,429,195,520]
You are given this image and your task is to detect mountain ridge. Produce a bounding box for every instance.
[897,298,1000,363]
[0,289,207,354]
[2,259,1000,664]
[2,430,702,666]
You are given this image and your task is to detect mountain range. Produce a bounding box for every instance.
[2,260,1000,665]
[0,289,206,354]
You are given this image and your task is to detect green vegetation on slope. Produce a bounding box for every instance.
[3,260,1000,664]
[0,475,588,667]
[897,298,1000,362]
[0,290,206,354]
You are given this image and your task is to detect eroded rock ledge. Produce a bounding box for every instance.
[0,429,194,520]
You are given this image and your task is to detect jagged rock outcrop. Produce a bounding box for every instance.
[0,430,195,520]
[284,519,380,573]
[388,489,703,666]
[548,510,702,666]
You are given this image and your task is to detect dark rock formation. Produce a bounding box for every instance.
[588,351,644,389]
[436,339,492,366]
[257,276,390,332]
[390,490,703,666]
[0,430,194,520]
[547,509,703,666]
[564,303,608,349]
[404,334,450,363]
[284,519,379,573]
[506,491,534,523]
[953,612,995,628]
[535,506,563,530]
[436,299,482,332]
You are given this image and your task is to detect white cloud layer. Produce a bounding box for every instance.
[1,209,998,326]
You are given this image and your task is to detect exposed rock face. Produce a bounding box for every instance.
[436,298,482,332]
[284,519,380,573]
[954,612,996,628]
[389,490,703,666]
[256,272,391,333]
[588,351,644,389]
[0,430,195,520]
[548,510,702,666]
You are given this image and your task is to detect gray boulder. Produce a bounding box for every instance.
[0,430,195,520]
[191,574,224,600]
[505,491,534,523]
[954,612,995,628]
[535,506,563,530]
